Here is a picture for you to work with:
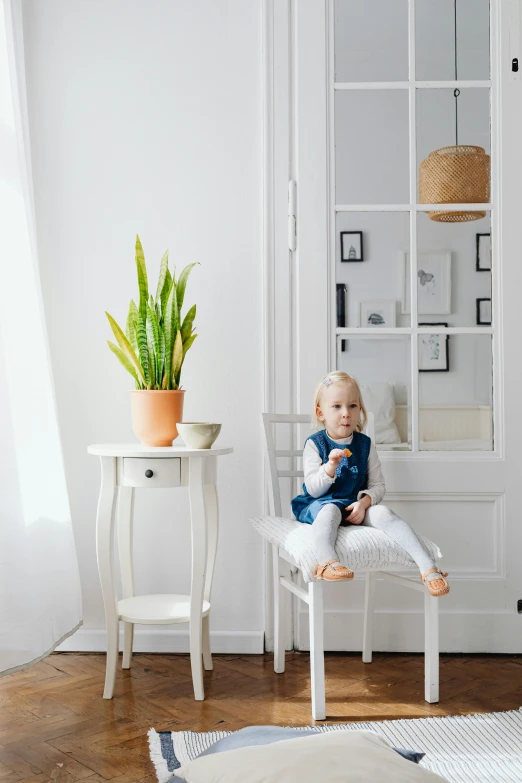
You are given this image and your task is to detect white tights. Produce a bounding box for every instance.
[309,502,437,578]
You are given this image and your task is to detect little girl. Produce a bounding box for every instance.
[291,371,450,597]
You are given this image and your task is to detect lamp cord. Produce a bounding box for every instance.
[454,0,459,145]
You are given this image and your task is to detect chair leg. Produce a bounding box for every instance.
[122,622,134,669]
[424,592,439,703]
[362,571,376,664]
[309,580,326,721]
[272,545,286,674]
[202,614,213,671]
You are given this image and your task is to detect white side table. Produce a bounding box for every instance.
[88,443,233,700]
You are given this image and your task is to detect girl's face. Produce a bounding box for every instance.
[316,382,361,440]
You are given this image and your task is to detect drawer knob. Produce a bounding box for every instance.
[145,469,154,478]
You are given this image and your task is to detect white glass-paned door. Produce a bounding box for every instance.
[285,0,522,654]
[333,0,494,453]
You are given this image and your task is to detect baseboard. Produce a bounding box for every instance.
[56,627,264,654]
[296,610,521,654]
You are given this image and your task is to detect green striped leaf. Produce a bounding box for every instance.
[176,263,199,313]
[135,235,149,323]
[136,313,151,387]
[126,300,139,357]
[180,304,196,344]
[149,293,156,325]
[147,335,157,388]
[182,333,197,354]
[171,329,183,388]
[164,278,179,389]
[158,329,165,387]
[178,333,197,380]
[161,268,173,321]
[155,249,169,304]
[147,300,161,387]
[106,312,146,385]
[145,311,156,388]
[107,341,140,385]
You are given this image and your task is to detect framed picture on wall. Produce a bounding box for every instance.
[359,300,396,328]
[401,251,452,315]
[419,323,449,372]
[476,298,492,325]
[341,231,363,262]
[476,233,491,271]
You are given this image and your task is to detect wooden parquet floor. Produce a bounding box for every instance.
[1,651,522,782]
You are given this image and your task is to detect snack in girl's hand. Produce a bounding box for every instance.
[343,448,352,457]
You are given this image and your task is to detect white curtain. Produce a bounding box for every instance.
[0,0,82,675]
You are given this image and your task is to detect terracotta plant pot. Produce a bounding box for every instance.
[129,390,185,446]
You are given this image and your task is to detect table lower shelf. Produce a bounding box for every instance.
[118,594,210,624]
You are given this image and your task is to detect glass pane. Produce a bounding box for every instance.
[336,335,411,451]
[336,212,410,327]
[336,90,409,204]
[334,0,408,82]
[416,0,490,82]
[415,211,491,326]
[418,334,493,451]
[417,88,490,203]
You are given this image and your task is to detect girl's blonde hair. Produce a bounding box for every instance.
[312,371,367,432]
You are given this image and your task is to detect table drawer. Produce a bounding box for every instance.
[121,458,181,488]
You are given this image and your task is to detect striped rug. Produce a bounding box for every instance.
[148,709,522,783]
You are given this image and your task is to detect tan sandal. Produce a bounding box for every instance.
[314,560,354,581]
[421,569,450,597]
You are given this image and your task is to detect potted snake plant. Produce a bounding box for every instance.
[106,235,198,446]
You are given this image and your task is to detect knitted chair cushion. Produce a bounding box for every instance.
[250,516,442,583]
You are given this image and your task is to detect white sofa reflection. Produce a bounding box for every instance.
[362,382,492,451]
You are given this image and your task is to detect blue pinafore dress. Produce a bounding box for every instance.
[291,430,371,525]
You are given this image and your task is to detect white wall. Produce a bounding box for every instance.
[22,0,264,651]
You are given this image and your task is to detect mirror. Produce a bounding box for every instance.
[415,0,490,81]
[416,211,491,327]
[335,90,409,204]
[334,0,408,82]
[418,334,493,450]
[416,87,490,205]
[337,335,411,451]
[336,212,410,327]
[334,1,493,453]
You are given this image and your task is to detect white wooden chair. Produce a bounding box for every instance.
[252,413,441,721]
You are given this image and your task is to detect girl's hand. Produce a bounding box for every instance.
[345,501,366,525]
[324,448,345,478]
[328,448,345,465]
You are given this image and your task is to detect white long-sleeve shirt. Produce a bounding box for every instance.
[303,432,386,506]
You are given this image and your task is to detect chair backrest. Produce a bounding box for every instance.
[262,412,375,517]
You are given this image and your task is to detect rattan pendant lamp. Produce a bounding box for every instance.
[419,0,490,222]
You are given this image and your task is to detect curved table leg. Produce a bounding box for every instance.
[117,486,135,669]
[96,457,119,699]
[202,481,219,671]
[189,456,208,700]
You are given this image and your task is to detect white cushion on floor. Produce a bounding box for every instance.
[250,515,442,583]
[174,729,448,783]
